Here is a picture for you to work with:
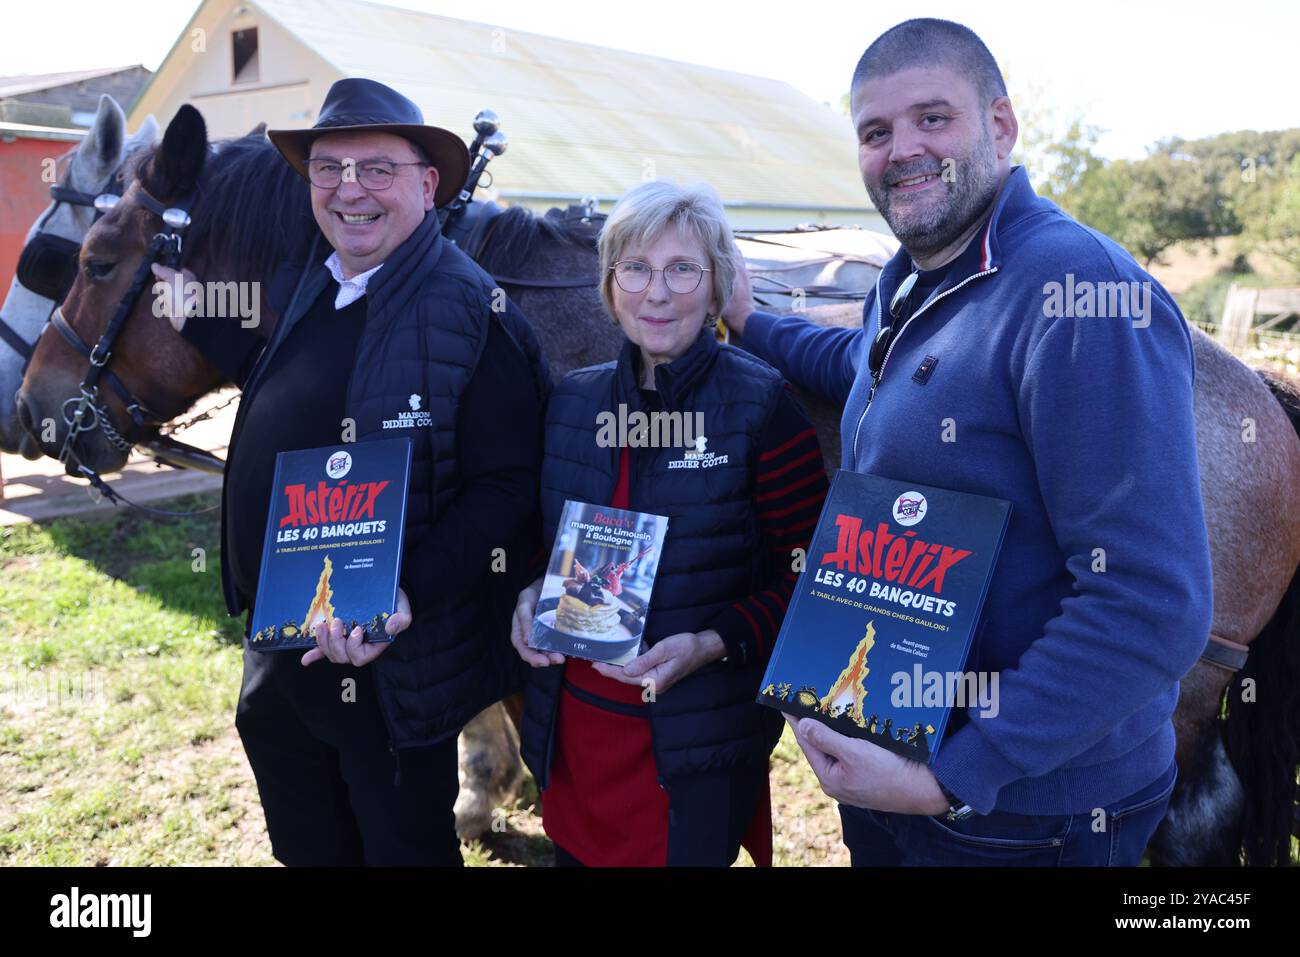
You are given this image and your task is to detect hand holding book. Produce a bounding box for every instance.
[301,587,412,668]
[592,629,726,695]
[787,715,951,815]
[512,578,565,668]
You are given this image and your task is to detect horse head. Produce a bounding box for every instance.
[1,95,158,452]
[15,104,218,475]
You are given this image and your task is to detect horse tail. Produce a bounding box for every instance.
[1223,370,1300,866]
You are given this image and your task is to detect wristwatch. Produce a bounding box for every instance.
[937,780,975,821]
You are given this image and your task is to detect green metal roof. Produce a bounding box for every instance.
[252,0,873,212]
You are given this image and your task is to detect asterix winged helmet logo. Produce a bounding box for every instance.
[408,394,422,411]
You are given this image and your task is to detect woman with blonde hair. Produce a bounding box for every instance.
[511,180,829,866]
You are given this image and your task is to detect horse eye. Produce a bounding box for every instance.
[84,260,116,280]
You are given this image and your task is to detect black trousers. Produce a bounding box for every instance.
[552,844,585,867]
[235,644,462,866]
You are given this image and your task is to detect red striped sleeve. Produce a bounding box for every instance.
[708,388,828,669]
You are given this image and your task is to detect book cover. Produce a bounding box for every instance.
[248,437,413,652]
[758,471,1010,763]
[529,500,669,665]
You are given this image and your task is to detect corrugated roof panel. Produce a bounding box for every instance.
[252,0,869,210]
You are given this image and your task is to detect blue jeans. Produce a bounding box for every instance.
[839,762,1177,866]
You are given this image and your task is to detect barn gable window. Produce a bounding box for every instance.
[232,27,260,84]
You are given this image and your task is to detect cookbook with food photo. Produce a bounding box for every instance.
[529,500,669,665]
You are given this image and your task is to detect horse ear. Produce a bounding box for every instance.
[76,95,126,181]
[155,104,208,199]
[127,114,161,154]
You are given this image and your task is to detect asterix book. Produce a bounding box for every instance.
[529,500,669,665]
[758,472,1010,762]
[248,438,413,652]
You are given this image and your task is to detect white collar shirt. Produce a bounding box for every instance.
[324,251,384,309]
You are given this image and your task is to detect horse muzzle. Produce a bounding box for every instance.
[15,387,129,473]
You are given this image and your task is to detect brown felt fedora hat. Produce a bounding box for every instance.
[268,78,469,207]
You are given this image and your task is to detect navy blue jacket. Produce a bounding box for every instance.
[520,330,788,786]
[743,166,1212,814]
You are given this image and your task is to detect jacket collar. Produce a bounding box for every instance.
[365,208,445,316]
[875,163,1038,313]
[615,326,720,413]
[257,210,447,397]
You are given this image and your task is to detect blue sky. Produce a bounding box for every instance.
[3,0,1296,159]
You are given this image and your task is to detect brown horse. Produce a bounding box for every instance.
[16,104,1300,863]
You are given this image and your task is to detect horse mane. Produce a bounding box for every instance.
[1256,367,1300,422]
[474,204,595,276]
[143,130,319,284]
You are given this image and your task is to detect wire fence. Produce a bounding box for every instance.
[1193,320,1300,351]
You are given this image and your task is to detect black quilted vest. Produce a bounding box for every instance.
[520,330,786,785]
[220,211,550,747]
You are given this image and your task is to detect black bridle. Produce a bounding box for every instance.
[47,185,221,514]
[3,172,127,361]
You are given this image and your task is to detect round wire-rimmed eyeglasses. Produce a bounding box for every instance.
[610,260,712,294]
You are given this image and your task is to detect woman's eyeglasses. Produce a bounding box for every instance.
[307,158,429,191]
[868,269,920,379]
[611,260,711,294]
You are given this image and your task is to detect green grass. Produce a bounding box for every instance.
[0,494,264,865]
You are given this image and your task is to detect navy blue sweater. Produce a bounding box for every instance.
[743,166,1213,815]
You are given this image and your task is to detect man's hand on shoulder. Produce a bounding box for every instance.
[150,264,198,334]
[720,241,756,337]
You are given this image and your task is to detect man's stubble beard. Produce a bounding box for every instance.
[867,127,1000,262]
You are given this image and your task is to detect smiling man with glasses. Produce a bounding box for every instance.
[303,140,433,292]
[160,77,551,866]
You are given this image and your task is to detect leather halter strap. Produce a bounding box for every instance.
[49,305,167,427]
[1201,632,1251,673]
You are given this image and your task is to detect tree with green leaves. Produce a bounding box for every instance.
[1058,154,1239,267]
[1239,155,1300,277]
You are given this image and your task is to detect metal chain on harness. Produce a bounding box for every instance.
[158,390,241,437]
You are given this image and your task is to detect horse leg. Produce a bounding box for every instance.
[501,691,526,732]
[454,702,524,840]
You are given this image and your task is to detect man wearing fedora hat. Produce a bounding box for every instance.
[161,78,550,865]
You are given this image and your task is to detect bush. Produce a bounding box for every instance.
[1175,266,1276,329]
